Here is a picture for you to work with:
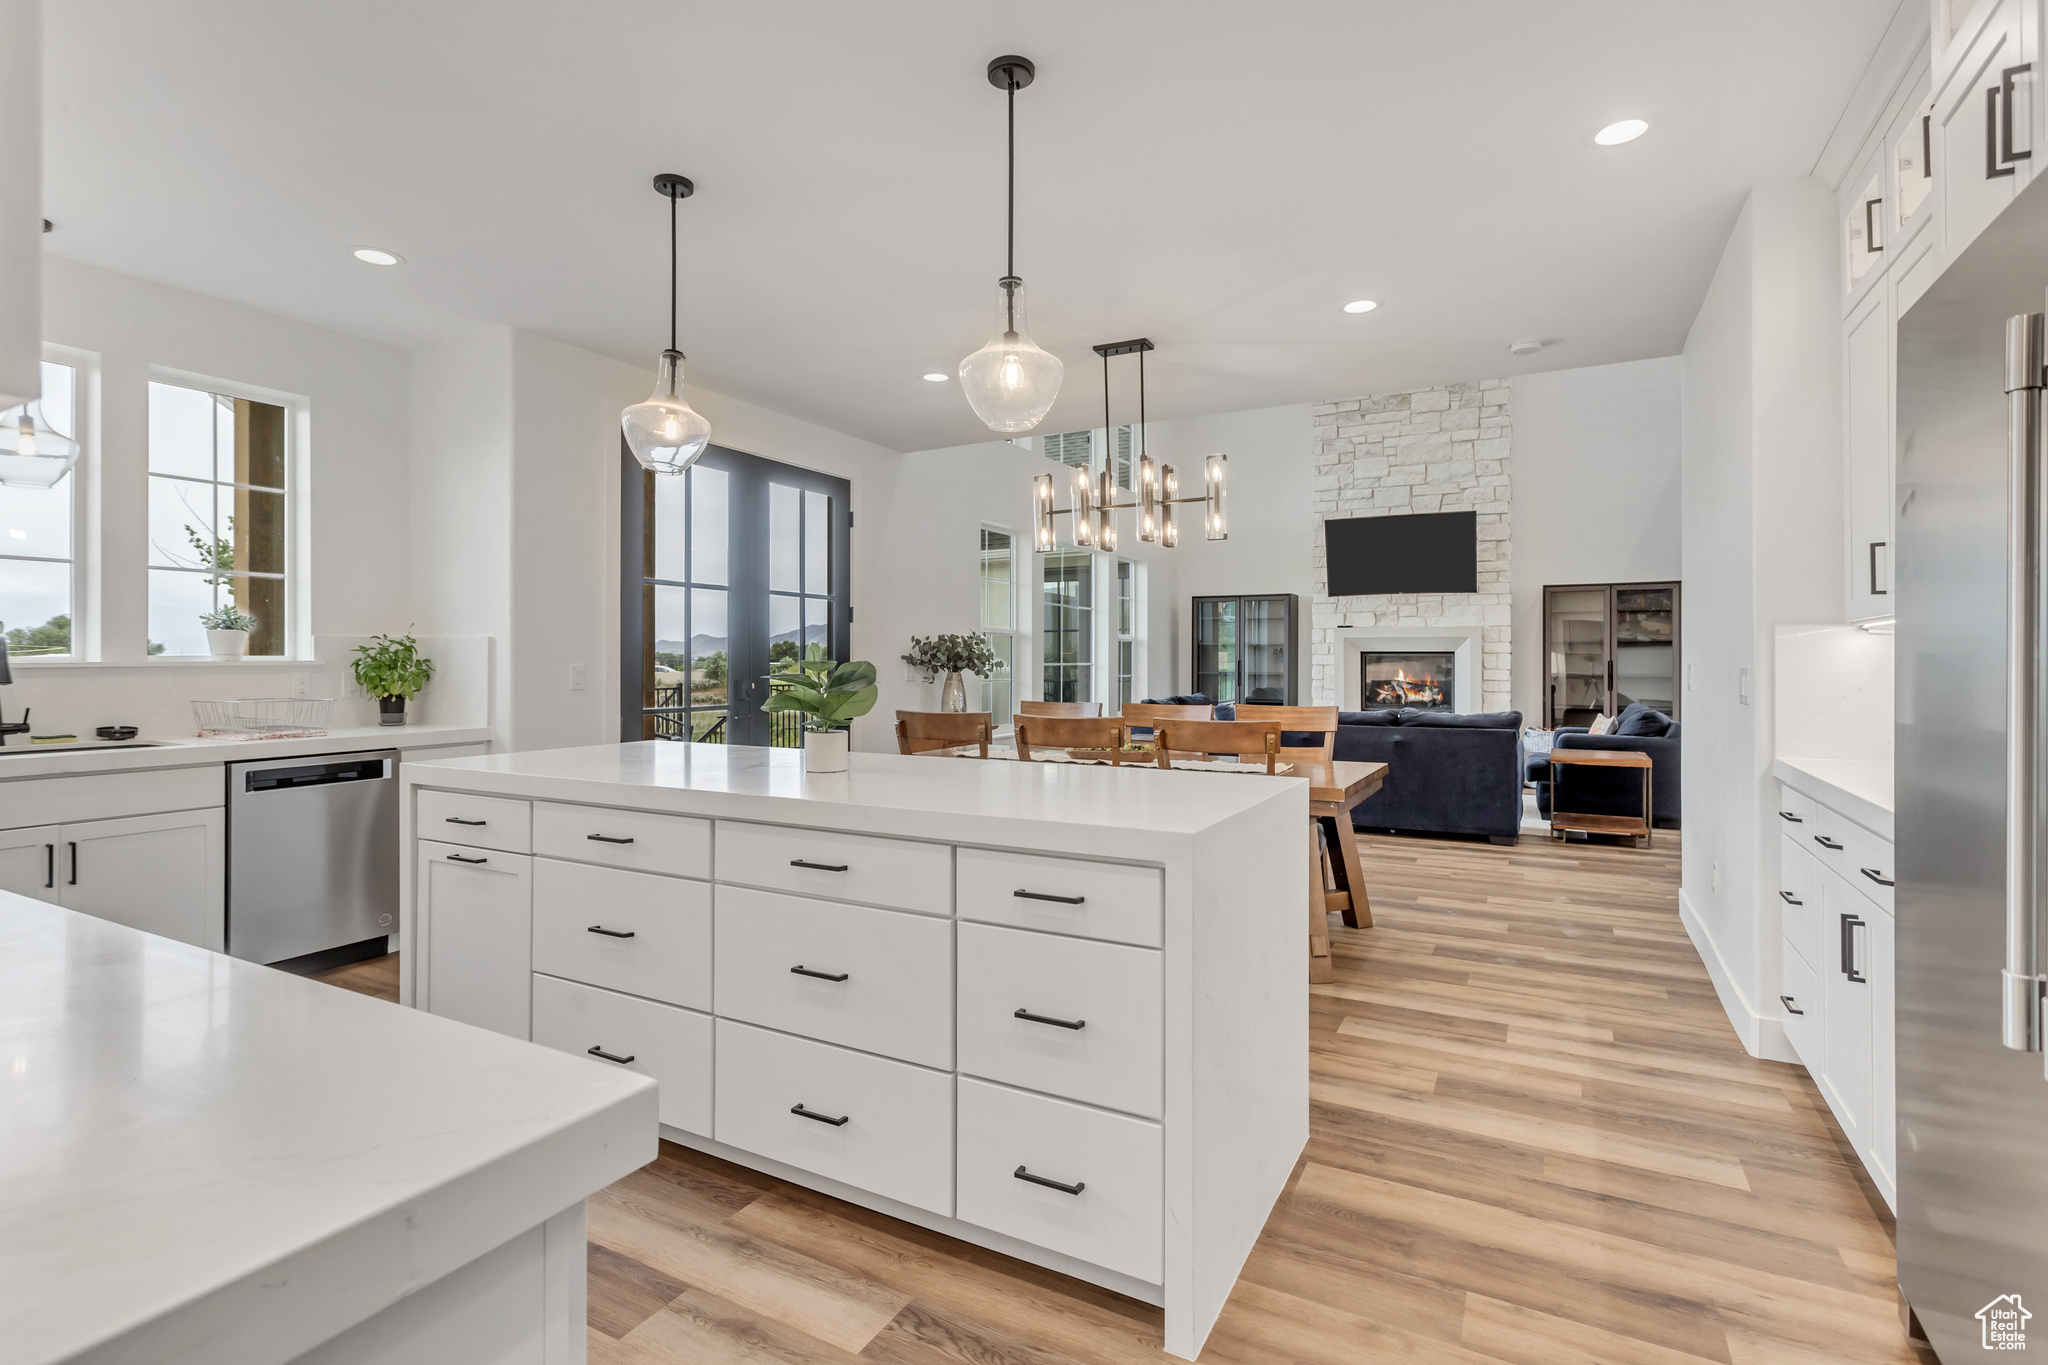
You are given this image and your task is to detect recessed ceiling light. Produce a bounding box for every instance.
[1594,119,1648,146]
[1343,299,1378,314]
[352,247,402,266]
[1509,339,1545,355]
[923,373,949,383]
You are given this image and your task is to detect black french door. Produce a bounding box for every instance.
[620,443,851,746]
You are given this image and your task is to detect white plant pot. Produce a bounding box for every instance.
[206,629,250,659]
[802,728,849,773]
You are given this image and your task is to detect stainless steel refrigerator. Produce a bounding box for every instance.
[1897,172,2048,1357]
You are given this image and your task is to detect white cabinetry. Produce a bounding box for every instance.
[64,809,225,950]
[419,838,532,1038]
[0,824,59,902]
[1933,0,2033,261]
[1844,285,1895,620]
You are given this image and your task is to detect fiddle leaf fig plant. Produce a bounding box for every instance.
[763,658,878,732]
[351,631,435,701]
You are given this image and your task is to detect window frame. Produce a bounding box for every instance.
[978,525,1017,726]
[0,346,94,663]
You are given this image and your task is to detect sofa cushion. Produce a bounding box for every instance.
[1398,709,1524,730]
[1341,709,1399,726]
[1612,703,1673,737]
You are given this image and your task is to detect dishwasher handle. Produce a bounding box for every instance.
[243,756,393,793]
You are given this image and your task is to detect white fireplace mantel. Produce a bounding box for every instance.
[1338,624,1484,713]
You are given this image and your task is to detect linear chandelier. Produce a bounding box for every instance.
[1032,338,1225,553]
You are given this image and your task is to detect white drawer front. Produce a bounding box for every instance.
[1774,784,1814,830]
[1841,819,1895,913]
[957,848,1162,948]
[1779,835,1822,974]
[957,923,1162,1119]
[532,973,711,1136]
[533,801,710,879]
[533,858,711,1010]
[1805,802,1851,878]
[418,789,532,854]
[713,1019,952,1215]
[956,1077,1162,1284]
[715,886,953,1069]
[1780,935,1821,1065]
[716,821,951,915]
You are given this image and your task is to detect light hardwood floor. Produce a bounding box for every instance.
[319,834,1932,1364]
[310,950,399,1001]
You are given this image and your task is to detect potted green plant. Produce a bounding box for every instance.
[201,604,257,659]
[901,633,998,713]
[761,657,877,772]
[351,631,435,726]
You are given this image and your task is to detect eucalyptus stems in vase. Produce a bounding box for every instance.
[901,633,998,714]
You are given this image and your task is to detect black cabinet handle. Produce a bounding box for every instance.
[1990,81,2017,178]
[1841,913,1867,983]
[1863,197,1883,255]
[790,859,849,872]
[1779,891,1802,905]
[1870,540,1888,595]
[1778,810,1803,822]
[1014,1165,1085,1195]
[446,852,488,864]
[1861,867,1894,888]
[67,841,76,886]
[587,834,636,845]
[587,925,636,939]
[790,1104,849,1126]
[1014,889,1086,905]
[1779,994,1804,1016]
[586,1046,636,1065]
[1812,835,1843,851]
[1014,1007,1086,1030]
[444,816,487,826]
[43,842,52,890]
[791,965,850,982]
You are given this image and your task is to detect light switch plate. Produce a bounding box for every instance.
[570,663,587,692]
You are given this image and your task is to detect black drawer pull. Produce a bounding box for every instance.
[1779,994,1804,1016]
[791,965,850,982]
[587,1046,636,1065]
[444,816,487,826]
[43,842,52,889]
[446,853,488,864]
[1778,810,1803,823]
[1778,891,1802,905]
[790,859,849,872]
[587,925,636,939]
[1812,835,1843,851]
[791,1104,849,1126]
[587,833,636,845]
[1014,1007,1086,1030]
[1014,889,1086,905]
[1861,867,1894,887]
[1841,912,1867,983]
[1014,1165,1085,1195]
[67,841,76,886]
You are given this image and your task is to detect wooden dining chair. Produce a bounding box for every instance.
[1239,705,1340,763]
[1014,715,1127,764]
[895,711,993,758]
[1150,719,1286,773]
[1119,702,1213,746]
[1018,700,1104,718]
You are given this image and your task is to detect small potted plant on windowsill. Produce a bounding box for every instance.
[762,657,877,773]
[351,631,435,726]
[201,604,257,659]
[901,633,997,713]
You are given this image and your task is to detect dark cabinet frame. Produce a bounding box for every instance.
[1540,581,1681,728]
[1190,594,1300,704]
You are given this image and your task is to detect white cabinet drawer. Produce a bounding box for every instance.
[419,840,532,1039]
[1841,819,1895,913]
[716,821,951,915]
[1780,934,1821,1066]
[957,923,1162,1118]
[418,790,531,854]
[713,1019,953,1215]
[1774,784,1814,831]
[957,848,1162,948]
[533,801,710,879]
[1804,802,1852,879]
[956,1077,1162,1284]
[1780,835,1823,974]
[533,858,711,1009]
[532,973,711,1136]
[715,886,952,1069]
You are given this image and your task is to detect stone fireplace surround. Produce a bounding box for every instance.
[1338,624,1484,713]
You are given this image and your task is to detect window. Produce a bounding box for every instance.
[645,462,731,741]
[1041,426,1135,491]
[979,528,1015,726]
[0,360,78,657]
[1041,550,1092,703]
[147,381,288,656]
[1116,558,1135,705]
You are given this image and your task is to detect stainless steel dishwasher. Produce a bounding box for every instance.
[228,750,398,968]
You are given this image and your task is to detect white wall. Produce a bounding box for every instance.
[1679,176,1842,1061]
[1509,358,1683,724]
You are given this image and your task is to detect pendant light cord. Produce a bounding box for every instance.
[1138,347,1146,461]
[1004,69,1017,334]
[669,187,679,354]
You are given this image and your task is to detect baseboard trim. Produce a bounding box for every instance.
[1677,888,1798,1062]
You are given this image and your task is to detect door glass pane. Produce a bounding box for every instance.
[803,597,829,662]
[1547,588,1608,726]
[769,483,800,592]
[804,490,830,596]
[1614,586,1676,715]
[652,467,687,581]
[1194,599,1237,702]
[691,588,727,711]
[1041,551,1092,703]
[651,584,688,709]
[0,559,70,656]
[769,593,800,668]
[1241,598,1287,701]
[691,465,728,586]
[980,529,1012,630]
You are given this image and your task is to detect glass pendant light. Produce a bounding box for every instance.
[622,173,712,475]
[0,396,79,489]
[959,57,1063,432]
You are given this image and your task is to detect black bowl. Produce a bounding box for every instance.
[95,725,139,742]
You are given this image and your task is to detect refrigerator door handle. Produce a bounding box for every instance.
[2003,312,2048,1052]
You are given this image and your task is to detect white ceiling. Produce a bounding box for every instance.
[44,1,1898,453]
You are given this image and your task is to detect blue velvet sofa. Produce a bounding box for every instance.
[1332,709,1527,844]
[1527,703,1682,830]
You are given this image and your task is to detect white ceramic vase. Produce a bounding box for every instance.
[940,670,967,713]
[206,628,251,659]
[803,727,849,773]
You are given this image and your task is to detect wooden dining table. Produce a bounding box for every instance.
[1297,759,1387,984]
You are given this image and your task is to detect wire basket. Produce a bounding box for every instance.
[192,697,335,739]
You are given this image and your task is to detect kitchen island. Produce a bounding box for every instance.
[1,892,654,1365]
[401,740,1309,1361]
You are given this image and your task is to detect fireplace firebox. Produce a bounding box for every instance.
[1362,651,1455,711]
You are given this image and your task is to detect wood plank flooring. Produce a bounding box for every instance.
[310,950,398,1001]
[316,833,1932,1364]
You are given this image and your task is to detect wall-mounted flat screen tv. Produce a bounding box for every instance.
[1324,511,1478,595]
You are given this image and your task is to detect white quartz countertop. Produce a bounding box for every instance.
[0,723,490,781]
[1773,756,1894,840]
[0,895,655,1365]
[409,741,1305,858]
